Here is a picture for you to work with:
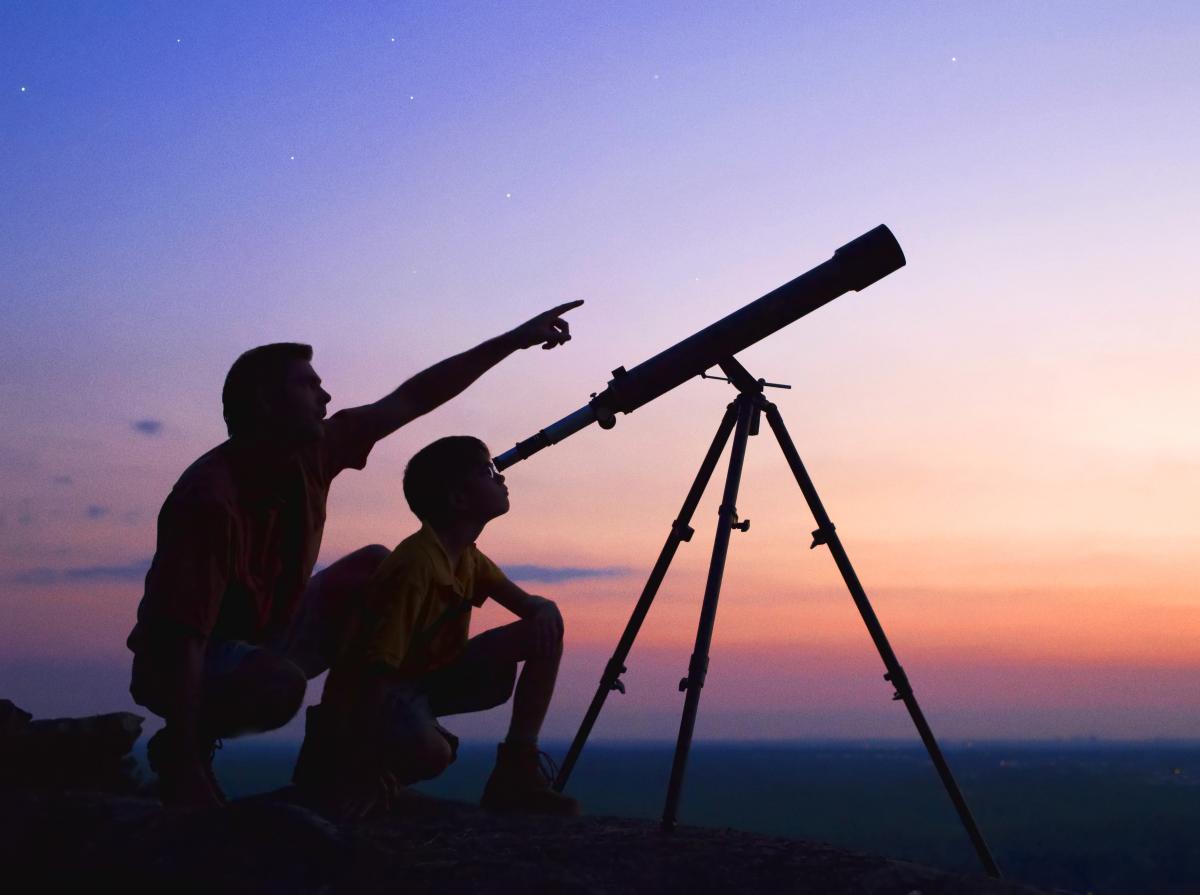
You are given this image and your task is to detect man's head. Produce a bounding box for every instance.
[222,343,330,444]
[403,436,509,528]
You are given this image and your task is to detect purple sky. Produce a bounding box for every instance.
[2,3,1199,745]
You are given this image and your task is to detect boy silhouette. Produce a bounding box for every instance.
[298,436,578,817]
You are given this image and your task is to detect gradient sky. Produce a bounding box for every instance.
[2,2,1198,744]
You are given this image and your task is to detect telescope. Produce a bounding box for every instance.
[516,223,1002,877]
[495,224,906,471]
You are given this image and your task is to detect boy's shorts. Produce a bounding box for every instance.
[376,645,518,761]
[292,637,518,787]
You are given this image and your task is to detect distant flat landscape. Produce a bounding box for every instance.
[169,739,1200,895]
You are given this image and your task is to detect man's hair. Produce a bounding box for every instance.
[403,436,490,523]
[222,343,313,438]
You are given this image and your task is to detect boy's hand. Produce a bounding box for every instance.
[509,300,583,350]
[530,600,565,658]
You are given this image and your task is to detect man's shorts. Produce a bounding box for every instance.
[130,568,340,716]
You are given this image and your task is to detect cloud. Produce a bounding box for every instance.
[7,559,629,587]
[503,564,632,584]
[7,559,150,586]
[131,419,163,436]
[85,505,110,520]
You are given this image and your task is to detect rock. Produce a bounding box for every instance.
[0,700,144,793]
[0,788,1056,894]
[0,699,33,735]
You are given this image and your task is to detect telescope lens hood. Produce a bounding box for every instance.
[834,225,906,292]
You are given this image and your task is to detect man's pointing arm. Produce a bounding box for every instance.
[358,300,583,440]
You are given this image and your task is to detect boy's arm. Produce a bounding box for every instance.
[488,576,563,659]
[353,301,583,441]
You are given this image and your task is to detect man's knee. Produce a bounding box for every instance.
[222,651,308,732]
[401,729,454,782]
[329,544,389,585]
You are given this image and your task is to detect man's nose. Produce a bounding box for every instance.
[320,388,331,404]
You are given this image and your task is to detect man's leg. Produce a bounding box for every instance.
[135,639,307,805]
[284,544,390,678]
[200,647,308,738]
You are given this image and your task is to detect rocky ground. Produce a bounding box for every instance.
[0,700,1056,894]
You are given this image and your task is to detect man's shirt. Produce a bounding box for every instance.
[127,408,380,651]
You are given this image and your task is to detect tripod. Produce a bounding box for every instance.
[552,357,1001,879]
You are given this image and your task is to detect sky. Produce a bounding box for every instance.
[2,2,1198,745]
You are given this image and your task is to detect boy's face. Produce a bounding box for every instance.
[451,453,509,524]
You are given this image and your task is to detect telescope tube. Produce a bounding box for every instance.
[495,224,905,470]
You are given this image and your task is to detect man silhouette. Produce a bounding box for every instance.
[126,301,582,808]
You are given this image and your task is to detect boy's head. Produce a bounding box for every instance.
[403,436,509,527]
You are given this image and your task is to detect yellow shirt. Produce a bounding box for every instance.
[356,523,506,678]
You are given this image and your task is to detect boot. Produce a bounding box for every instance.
[146,725,226,805]
[293,705,335,789]
[480,742,580,816]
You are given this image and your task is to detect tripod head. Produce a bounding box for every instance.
[495,225,905,471]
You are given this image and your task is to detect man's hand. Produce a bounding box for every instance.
[530,599,565,658]
[508,300,584,350]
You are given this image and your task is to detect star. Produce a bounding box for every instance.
[390,37,397,43]
[951,56,957,62]
[409,95,414,100]
[20,86,27,92]
[653,73,660,80]
[176,38,182,44]
[289,155,295,160]
[505,193,512,199]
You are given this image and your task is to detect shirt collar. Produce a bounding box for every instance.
[416,522,474,589]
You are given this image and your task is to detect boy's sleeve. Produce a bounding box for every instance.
[471,550,508,607]
[361,557,432,671]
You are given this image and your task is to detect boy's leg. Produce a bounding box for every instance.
[435,617,561,745]
[299,683,454,821]
[424,619,579,815]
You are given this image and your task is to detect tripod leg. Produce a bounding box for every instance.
[661,395,757,831]
[554,404,740,792]
[762,402,1002,879]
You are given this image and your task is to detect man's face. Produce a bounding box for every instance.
[270,360,330,445]
[453,454,510,523]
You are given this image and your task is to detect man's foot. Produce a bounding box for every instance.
[146,726,227,807]
[480,742,580,816]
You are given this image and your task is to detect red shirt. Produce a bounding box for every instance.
[128,408,379,650]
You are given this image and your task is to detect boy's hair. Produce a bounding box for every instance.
[403,436,491,523]
[222,343,313,437]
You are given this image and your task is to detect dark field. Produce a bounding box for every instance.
[191,739,1200,894]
